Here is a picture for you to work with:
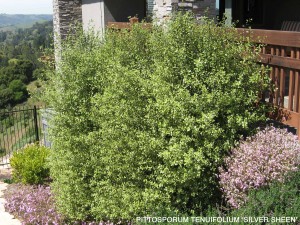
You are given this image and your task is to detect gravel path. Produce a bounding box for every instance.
[0,167,21,225]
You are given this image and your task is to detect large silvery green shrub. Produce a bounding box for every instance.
[45,14,268,221]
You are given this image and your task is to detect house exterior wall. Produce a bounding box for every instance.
[80,0,147,33]
[153,0,216,21]
[104,0,146,24]
[53,0,216,38]
[53,0,82,40]
[152,0,173,21]
[264,0,300,30]
[176,0,216,19]
[82,0,104,34]
[147,0,155,17]
[53,0,82,62]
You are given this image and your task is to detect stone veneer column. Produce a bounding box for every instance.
[153,0,216,22]
[53,0,82,39]
[176,0,216,19]
[152,0,174,21]
[53,0,82,62]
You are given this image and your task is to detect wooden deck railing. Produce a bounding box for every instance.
[238,28,300,135]
[108,22,152,30]
[107,20,152,30]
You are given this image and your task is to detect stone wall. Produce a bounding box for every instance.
[153,0,216,21]
[152,0,173,21]
[176,0,216,19]
[53,0,82,40]
[53,0,82,62]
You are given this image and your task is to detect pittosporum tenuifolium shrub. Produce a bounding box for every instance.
[219,126,300,209]
[10,143,50,184]
[45,13,268,222]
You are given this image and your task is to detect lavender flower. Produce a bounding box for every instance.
[219,126,300,208]
[4,184,127,225]
[4,184,64,224]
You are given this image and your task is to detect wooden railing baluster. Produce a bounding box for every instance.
[274,46,280,106]
[288,49,295,110]
[296,50,300,113]
[279,47,286,107]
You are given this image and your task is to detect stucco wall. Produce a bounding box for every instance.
[81,0,146,33]
[82,0,104,34]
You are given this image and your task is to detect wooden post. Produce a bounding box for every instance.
[129,17,139,24]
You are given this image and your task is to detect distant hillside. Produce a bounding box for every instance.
[0,14,52,31]
[0,20,53,109]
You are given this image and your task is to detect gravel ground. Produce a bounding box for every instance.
[0,167,21,225]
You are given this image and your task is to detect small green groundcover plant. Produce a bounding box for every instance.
[229,168,300,224]
[44,13,268,222]
[10,143,50,184]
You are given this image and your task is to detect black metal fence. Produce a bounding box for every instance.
[0,106,43,166]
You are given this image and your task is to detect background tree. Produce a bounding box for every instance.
[0,20,53,108]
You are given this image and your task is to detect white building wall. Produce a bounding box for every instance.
[82,0,105,35]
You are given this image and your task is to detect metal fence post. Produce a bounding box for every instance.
[33,106,39,142]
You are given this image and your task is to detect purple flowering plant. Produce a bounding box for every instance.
[4,184,64,225]
[219,126,300,209]
[4,184,120,225]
